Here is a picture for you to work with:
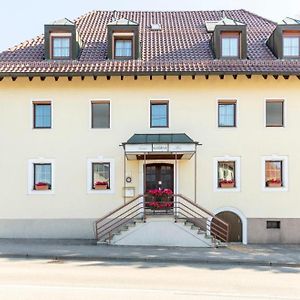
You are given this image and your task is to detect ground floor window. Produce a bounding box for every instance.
[87,158,114,194]
[214,157,240,192]
[28,159,55,194]
[262,156,288,191]
[92,162,110,190]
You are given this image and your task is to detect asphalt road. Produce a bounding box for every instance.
[0,258,299,300]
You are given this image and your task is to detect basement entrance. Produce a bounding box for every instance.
[214,211,242,242]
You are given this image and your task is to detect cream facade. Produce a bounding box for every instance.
[0,75,300,243]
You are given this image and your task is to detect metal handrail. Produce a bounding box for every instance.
[95,193,229,243]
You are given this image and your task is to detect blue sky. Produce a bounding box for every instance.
[1,0,299,51]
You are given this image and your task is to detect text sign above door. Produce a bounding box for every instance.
[152,144,168,152]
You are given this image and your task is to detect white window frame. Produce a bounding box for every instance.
[262,155,288,192]
[213,156,241,192]
[28,158,55,195]
[31,99,53,130]
[89,99,111,130]
[87,157,115,194]
[264,99,286,128]
[216,99,238,128]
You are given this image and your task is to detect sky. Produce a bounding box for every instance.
[0,0,299,51]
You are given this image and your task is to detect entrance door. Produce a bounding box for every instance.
[145,163,174,192]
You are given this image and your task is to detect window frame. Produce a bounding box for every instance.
[262,155,288,192]
[28,159,55,195]
[32,101,52,129]
[220,32,241,59]
[265,99,285,128]
[87,158,115,194]
[90,100,111,129]
[51,35,72,60]
[217,100,237,128]
[91,162,111,190]
[213,156,241,192]
[150,100,169,128]
[113,37,133,60]
[282,31,300,58]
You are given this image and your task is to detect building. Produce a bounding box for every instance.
[0,10,300,245]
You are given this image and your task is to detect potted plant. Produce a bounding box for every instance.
[219,179,235,188]
[94,181,108,190]
[267,179,282,188]
[147,188,173,210]
[35,182,49,190]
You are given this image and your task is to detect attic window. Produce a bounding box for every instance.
[51,34,72,59]
[283,31,300,57]
[221,32,240,58]
[113,32,134,60]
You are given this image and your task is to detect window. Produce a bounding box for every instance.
[52,36,71,59]
[218,101,236,127]
[92,163,110,190]
[214,157,240,192]
[87,158,114,193]
[266,221,280,229]
[265,160,283,188]
[221,32,240,58]
[33,102,51,129]
[91,101,110,128]
[33,164,52,190]
[150,101,169,128]
[114,39,133,59]
[218,161,236,188]
[266,100,284,127]
[283,32,300,57]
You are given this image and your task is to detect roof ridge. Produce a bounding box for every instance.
[240,8,277,25]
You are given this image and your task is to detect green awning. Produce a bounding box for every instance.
[125,133,197,145]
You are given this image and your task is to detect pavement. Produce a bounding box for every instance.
[0,239,299,267]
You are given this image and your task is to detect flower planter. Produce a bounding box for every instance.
[220,182,235,188]
[267,182,282,188]
[94,184,108,190]
[35,184,49,191]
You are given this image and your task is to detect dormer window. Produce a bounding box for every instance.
[221,32,240,58]
[266,18,300,59]
[44,18,81,60]
[107,18,139,60]
[283,31,300,57]
[210,17,247,59]
[51,34,71,59]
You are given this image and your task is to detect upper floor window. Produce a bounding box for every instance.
[91,101,110,129]
[283,31,300,58]
[266,100,284,127]
[51,35,71,59]
[218,101,236,127]
[221,32,240,58]
[114,38,133,59]
[33,102,51,129]
[150,101,169,128]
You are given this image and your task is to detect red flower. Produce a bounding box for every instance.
[95,181,108,186]
[219,179,234,184]
[35,182,48,186]
[267,179,281,184]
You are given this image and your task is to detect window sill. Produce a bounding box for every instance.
[87,189,114,195]
[262,187,288,192]
[28,190,55,195]
[214,187,240,193]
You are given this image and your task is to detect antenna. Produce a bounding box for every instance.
[112,10,117,21]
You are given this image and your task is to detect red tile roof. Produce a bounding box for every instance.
[0,9,299,76]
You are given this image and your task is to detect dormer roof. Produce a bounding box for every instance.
[107,18,138,26]
[48,18,75,26]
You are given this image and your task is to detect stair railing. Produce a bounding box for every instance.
[95,194,145,242]
[174,194,229,242]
